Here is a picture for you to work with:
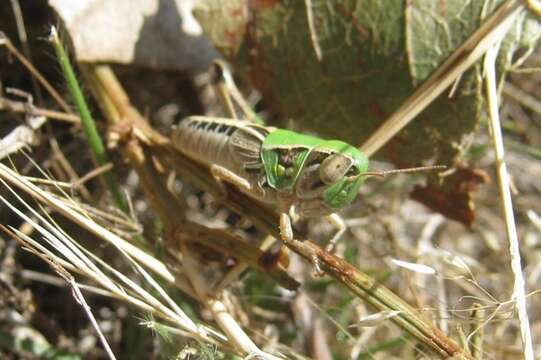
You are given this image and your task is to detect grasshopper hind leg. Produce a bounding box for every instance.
[211,60,261,124]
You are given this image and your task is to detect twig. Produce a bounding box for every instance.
[527,210,541,232]
[305,0,323,62]
[527,0,541,13]
[48,137,92,201]
[484,38,534,360]
[0,115,46,159]
[470,304,485,360]
[9,0,43,104]
[0,31,72,114]
[0,88,91,200]
[73,163,113,188]
[0,96,80,123]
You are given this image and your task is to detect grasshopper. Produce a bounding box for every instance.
[172,62,443,272]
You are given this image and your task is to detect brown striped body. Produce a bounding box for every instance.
[172,116,277,202]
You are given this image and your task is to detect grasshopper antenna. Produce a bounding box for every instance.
[358,165,447,179]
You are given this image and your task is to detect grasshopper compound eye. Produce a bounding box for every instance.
[319,153,352,185]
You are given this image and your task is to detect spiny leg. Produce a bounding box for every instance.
[210,165,279,288]
[211,60,262,124]
[211,60,237,118]
[325,213,347,253]
[280,211,323,275]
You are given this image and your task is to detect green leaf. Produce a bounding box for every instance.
[194,0,539,167]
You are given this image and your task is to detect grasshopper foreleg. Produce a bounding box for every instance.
[325,213,346,253]
[280,211,324,276]
[279,212,294,244]
[210,164,252,200]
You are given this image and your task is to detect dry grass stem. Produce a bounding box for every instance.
[304,0,323,62]
[0,31,73,114]
[0,116,46,159]
[58,267,117,360]
[0,96,80,123]
[0,162,175,283]
[503,81,541,115]
[181,243,284,359]
[9,0,41,101]
[484,38,534,359]
[0,178,238,353]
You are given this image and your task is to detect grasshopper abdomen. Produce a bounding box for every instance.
[172,116,276,202]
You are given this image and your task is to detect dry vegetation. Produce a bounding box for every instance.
[1,1,541,359]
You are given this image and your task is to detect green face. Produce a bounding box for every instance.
[323,173,366,210]
[262,129,369,214]
[318,141,369,211]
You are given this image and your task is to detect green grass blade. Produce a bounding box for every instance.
[49,27,128,213]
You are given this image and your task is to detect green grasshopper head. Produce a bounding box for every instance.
[296,140,369,215]
[320,141,369,210]
[261,130,369,216]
